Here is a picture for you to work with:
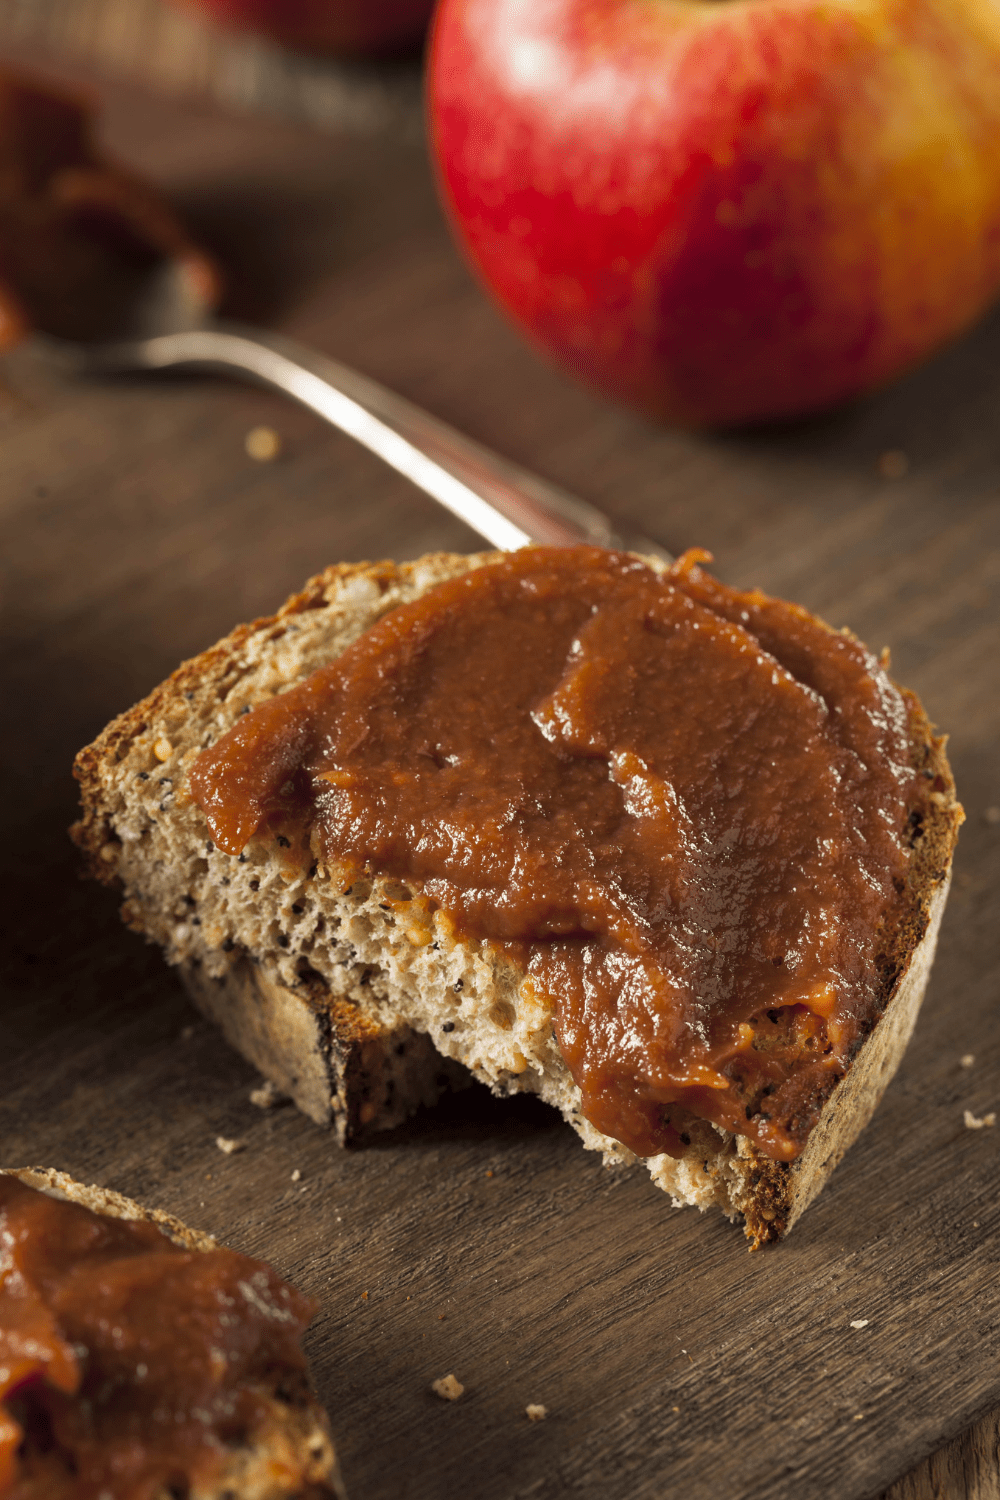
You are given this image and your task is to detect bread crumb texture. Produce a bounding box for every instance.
[245,425,282,462]
[963,1109,996,1130]
[431,1374,464,1401]
[877,448,909,480]
[250,1078,286,1108]
[215,1135,246,1155]
[850,1319,870,1330]
[525,1404,548,1422]
[70,553,963,1247]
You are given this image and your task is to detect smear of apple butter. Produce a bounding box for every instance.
[0,1176,315,1499]
[191,548,919,1162]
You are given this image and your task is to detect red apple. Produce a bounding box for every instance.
[429,0,1000,426]
[177,0,436,56]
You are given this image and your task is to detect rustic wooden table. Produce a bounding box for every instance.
[0,13,998,1500]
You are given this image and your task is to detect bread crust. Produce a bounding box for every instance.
[179,955,468,1139]
[731,698,960,1245]
[0,1167,346,1500]
[72,552,497,1145]
[71,552,963,1245]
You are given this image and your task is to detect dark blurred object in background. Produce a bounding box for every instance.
[0,68,218,345]
[174,0,436,56]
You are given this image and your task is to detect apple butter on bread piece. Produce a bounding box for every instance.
[0,1167,345,1500]
[72,549,961,1245]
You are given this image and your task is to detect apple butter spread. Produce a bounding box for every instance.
[0,1176,315,1499]
[191,547,922,1163]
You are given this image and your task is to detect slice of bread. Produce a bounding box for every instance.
[71,553,962,1246]
[0,1166,346,1500]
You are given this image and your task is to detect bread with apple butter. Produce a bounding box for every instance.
[0,1166,345,1500]
[71,548,962,1246]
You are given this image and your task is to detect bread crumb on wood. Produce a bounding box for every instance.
[431,1374,464,1401]
[960,1054,976,1068]
[849,1319,869,1330]
[215,1135,246,1154]
[525,1404,548,1422]
[250,1079,285,1109]
[877,449,909,480]
[291,1168,302,1182]
[963,1109,996,1130]
[245,425,282,462]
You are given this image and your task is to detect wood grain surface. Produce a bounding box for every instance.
[0,39,998,1500]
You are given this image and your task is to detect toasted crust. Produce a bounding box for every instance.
[180,956,469,1139]
[0,1167,346,1500]
[71,552,497,1145]
[70,552,962,1245]
[4,1165,219,1249]
[732,699,961,1245]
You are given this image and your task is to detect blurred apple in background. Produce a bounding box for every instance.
[179,0,436,55]
[429,0,1000,427]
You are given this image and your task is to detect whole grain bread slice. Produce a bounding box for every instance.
[0,1166,346,1500]
[71,553,962,1246]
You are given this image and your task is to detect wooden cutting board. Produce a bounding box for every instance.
[1,44,999,1500]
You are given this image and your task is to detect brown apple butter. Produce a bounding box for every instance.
[191,547,921,1163]
[0,1176,315,1499]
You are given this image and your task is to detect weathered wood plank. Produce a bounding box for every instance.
[882,1411,1000,1500]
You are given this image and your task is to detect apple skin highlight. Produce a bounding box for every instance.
[429,0,1000,427]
